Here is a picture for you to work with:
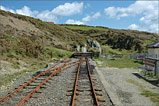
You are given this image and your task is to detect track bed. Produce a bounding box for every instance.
[0,58,113,106]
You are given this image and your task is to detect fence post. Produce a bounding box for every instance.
[156,60,159,76]
[0,56,1,71]
[51,50,53,59]
[0,47,2,73]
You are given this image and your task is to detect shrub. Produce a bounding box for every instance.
[88,48,100,57]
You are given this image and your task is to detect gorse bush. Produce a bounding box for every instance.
[0,35,44,58]
[17,37,44,57]
[0,34,73,59]
[88,48,100,57]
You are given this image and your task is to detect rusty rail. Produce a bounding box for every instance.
[17,61,80,106]
[71,58,100,106]
[71,58,82,106]
[86,58,100,106]
[0,58,69,103]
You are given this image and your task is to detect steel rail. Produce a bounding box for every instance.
[71,58,100,106]
[16,61,80,106]
[0,58,69,103]
[86,58,100,106]
[71,58,82,106]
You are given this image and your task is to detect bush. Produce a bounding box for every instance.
[17,37,44,58]
[88,48,100,57]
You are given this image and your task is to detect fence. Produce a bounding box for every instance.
[130,53,147,60]
[146,54,159,60]
[138,58,159,76]
[130,53,159,76]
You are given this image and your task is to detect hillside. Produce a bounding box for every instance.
[0,9,159,58]
[0,10,84,88]
[0,10,86,59]
[60,24,159,53]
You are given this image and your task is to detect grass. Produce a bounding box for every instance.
[127,79,159,106]
[61,25,108,31]
[11,61,20,69]
[45,47,74,59]
[101,45,135,55]
[0,56,52,87]
[95,57,143,69]
[0,56,56,88]
[0,68,37,87]
[141,90,159,106]
[126,79,144,89]
[101,45,122,54]
[0,46,73,88]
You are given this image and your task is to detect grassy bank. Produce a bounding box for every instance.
[0,68,38,87]
[0,47,73,87]
[45,47,74,59]
[127,79,159,106]
[95,57,143,69]
[0,57,52,87]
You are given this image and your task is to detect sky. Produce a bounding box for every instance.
[0,0,158,33]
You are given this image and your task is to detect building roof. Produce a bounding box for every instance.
[147,42,159,48]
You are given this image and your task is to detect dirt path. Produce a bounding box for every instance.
[96,66,158,106]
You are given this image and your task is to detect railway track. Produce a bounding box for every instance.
[0,57,112,106]
[71,58,105,106]
[0,58,81,106]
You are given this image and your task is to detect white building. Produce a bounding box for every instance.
[139,42,159,76]
[146,42,159,76]
[147,42,159,59]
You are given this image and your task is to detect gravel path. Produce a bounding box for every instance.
[97,67,158,106]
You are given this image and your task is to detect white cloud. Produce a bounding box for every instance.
[16,6,38,17]
[92,12,101,19]
[105,1,158,33]
[0,5,58,23]
[149,24,158,33]
[139,9,158,25]
[82,16,91,22]
[52,2,83,16]
[65,11,101,25]
[104,1,158,19]
[0,2,84,23]
[128,23,158,33]
[104,7,117,18]
[128,24,146,31]
[82,12,101,22]
[128,24,139,30]
[0,5,15,13]
[36,10,58,22]
[65,19,84,25]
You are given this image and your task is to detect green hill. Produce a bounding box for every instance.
[60,24,159,53]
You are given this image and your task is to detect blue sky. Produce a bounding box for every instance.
[0,1,158,33]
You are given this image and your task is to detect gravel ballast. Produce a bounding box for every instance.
[0,58,113,106]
